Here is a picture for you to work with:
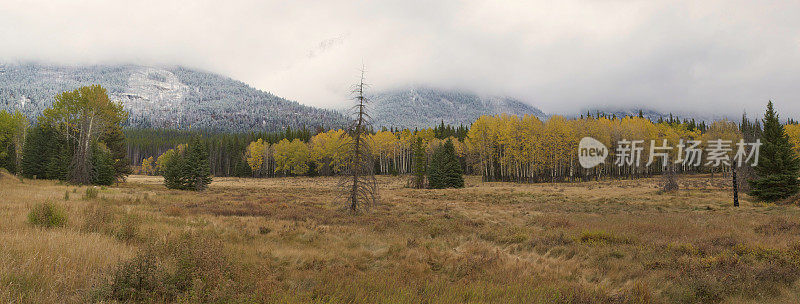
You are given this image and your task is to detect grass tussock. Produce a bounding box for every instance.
[84,187,99,200]
[579,230,631,245]
[82,203,142,243]
[754,217,800,235]
[27,202,67,228]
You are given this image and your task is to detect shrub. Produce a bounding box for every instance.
[106,232,241,303]
[82,202,115,233]
[27,202,67,228]
[83,203,140,242]
[579,230,629,245]
[107,250,174,302]
[84,187,99,199]
[115,213,140,242]
[661,165,679,192]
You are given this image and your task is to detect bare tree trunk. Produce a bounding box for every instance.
[340,68,378,212]
[733,165,739,207]
[12,122,26,176]
[71,112,96,184]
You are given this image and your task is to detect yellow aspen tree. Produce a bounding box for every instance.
[785,124,800,156]
[701,120,743,176]
[245,139,269,176]
[370,131,397,174]
[520,114,544,181]
[396,129,414,174]
[141,156,156,175]
[467,115,498,180]
[542,115,576,181]
[273,138,311,175]
[310,129,351,175]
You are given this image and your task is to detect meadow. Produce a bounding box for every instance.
[2,171,800,303]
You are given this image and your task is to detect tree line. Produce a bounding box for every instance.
[130,120,469,178]
[0,85,129,185]
[2,85,798,202]
[127,126,315,178]
[465,113,745,182]
[128,104,800,189]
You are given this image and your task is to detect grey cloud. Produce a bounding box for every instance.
[0,0,798,117]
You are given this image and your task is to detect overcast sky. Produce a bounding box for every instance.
[1,0,798,116]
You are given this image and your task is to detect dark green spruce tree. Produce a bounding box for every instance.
[21,125,69,180]
[162,139,212,191]
[162,149,186,190]
[90,144,116,186]
[182,139,212,191]
[233,157,252,177]
[20,125,49,179]
[0,142,16,174]
[427,139,464,189]
[749,101,800,201]
[411,137,427,189]
[102,126,132,182]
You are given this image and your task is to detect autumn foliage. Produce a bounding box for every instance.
[140,112,800,186]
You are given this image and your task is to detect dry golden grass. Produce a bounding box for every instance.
[2,171,800,303]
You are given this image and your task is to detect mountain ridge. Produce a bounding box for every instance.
[1,63,730,132]
[0,63,348,132]
[367,86,546,129]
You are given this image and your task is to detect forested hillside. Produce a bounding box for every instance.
[0,63,348,132]
[581,107,727,125]
[368,87,546,129]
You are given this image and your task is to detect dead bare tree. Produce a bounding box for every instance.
[662,164,679,192]
[338,68,378,212]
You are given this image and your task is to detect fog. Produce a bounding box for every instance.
[1,0,799,116]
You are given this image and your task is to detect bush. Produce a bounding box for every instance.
[83,203,140,242]
[82,202,115,233]
[27,202,67,228]
[115,213,140,242]
[107,250,174,302]
[84,187,99,199]
[106,232,241,303]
